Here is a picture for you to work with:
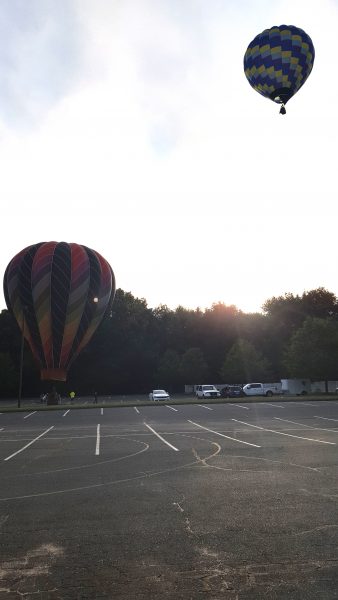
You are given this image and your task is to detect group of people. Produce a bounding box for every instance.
[40,388,61,405]
[40,390,99,404]
[69,391,99,403]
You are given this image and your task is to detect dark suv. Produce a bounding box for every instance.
[221,385,244,398]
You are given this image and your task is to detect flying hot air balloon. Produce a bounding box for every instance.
[3,242,115,381]
[244,25,315,114]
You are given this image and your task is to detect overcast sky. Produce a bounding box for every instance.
[1,0,337,313]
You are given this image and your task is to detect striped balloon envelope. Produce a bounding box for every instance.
[244,25,315,114]
[3,242,115,381]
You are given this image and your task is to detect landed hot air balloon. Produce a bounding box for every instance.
[244,25,315,114]
[3,242,115,381]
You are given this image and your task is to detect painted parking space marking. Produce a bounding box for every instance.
[23,411,37,419]
[188,420,261,448]
[315,416,338,423]
[4,426,54,461]
[198,405,213,410]
[274,416,338,434]
[134,407,140,414]
[300,402,319,407]
[144,423,179,452]
[260,403,285,408]
[62,410,70,417]
[166,405,178,412]
[95,424,100,456]
[232,419,335,445]
[229,404,249,410]
[101,408,104,416]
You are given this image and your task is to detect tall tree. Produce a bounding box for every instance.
[0,353,17,396]
[201,303,241,378]
[180,348,209,384]
[284,317,338,391]
[262,292,304,331]
[155,349,182,390]
[220,339,271,383]
[263,288,338,329]
[301,288,338,319]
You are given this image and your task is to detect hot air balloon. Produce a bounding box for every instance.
[3,242,115,381]
[244,25,315,114]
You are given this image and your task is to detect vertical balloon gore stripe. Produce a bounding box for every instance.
[19,244,46,366]
[3,249,27,328]
[66,247,103,365]
[31,242,58,368]
[3,245,44,366]
[50,242,72,367]
[58,244,90,367]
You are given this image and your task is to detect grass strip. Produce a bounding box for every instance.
[0,394,337,413]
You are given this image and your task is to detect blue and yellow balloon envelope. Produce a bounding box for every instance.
[244,25,315,114]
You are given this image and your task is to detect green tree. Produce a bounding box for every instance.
[220,339,271,383]
[262,292,304,330]
[0,353,17,397]
[284,317,338,391]
[301,288,338,319]
[180,347,209,384]
[200,303,241,378]
[155,349,182,390]
[263,288,338,331]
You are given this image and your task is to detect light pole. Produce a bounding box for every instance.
[18,306,26,408]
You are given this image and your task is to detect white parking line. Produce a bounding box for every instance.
[101,408,103,416]
[134,407,140,414]
[188,420,261,448]
[62,410,70,417]
[260,403,285,408]
[166,405,178,412]
[274,416,338,434]
[315,416,338,423]
[144,423,179,451]
[232,419,335,445]
[4,426,54,461]
[229,404,249,410]
[95,424,100,456]
[198,405,213,410]
[24,411,37,419]
[0,428,3,431]
[300,402,319,407]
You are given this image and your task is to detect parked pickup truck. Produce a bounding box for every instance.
[242,383,282,397]
[195,385,221,399]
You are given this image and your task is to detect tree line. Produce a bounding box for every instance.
[1,286,338,397]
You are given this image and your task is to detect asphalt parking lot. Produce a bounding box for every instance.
[0,400,338,599]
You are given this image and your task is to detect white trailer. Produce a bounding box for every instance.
[281,379,311,395]
[311,381,338,393]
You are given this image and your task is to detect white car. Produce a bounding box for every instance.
[149,389,170,401]
[195,385,221,399]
